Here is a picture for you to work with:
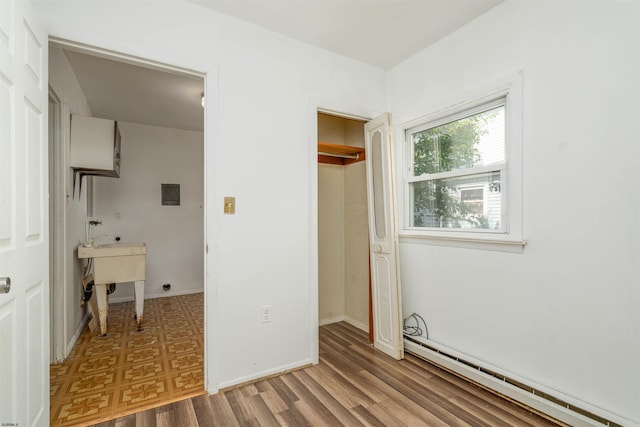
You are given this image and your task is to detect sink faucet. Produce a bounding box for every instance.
[85,218,104,247]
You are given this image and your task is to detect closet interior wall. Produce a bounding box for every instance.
[317,113,369,331]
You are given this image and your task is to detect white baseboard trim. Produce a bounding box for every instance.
[404,339,636,427]
[65,308,91,357]
[319,315,344,326]
[319,316,368,333]
[215,358,313,392]
[344,316,368,333]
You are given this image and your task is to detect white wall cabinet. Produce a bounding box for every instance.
[70,115,121,177]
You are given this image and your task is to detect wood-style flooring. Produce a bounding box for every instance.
[92,322,563,427]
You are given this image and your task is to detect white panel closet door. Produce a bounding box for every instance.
[0,0,50,425]
[364,113,403,360]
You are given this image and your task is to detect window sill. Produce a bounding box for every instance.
[399,232,526,253]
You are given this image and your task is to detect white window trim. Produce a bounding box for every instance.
[406,163,505,184]
[395,70,525,253]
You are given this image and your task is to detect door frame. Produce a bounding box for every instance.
[47,38,210,387]
[49,88,66,362]
[309,98,398,363]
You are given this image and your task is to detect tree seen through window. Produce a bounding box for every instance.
[410,104,504,230]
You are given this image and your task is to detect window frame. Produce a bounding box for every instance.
[395,71,525,253]
[406,97,507,233]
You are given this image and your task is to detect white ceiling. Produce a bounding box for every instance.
[190,0,503,70]
[63,49,205,132]
[61,1,501,132]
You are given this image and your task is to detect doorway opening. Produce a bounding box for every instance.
[317,111,372,341]
[48,39,207,425]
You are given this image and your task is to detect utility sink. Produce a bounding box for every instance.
[78,242,146,284]
[78,242,147,257]
[78,242,147,335]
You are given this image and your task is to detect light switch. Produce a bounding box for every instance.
[224,197,235,214]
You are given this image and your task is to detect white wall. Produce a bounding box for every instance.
[388,1,640,425]
[343,121,368,330]
[34,0,387,391]
[318,164,345,323]
[48,47,93,357]
[93,122,204,301]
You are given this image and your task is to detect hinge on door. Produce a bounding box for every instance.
[205,243,208,254]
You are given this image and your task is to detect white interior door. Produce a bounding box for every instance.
[0,0,50,425]
[364,113,403,360]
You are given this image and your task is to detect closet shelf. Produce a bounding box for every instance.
[318,142,366,165]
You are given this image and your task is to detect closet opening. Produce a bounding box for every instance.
[317,111,373,342]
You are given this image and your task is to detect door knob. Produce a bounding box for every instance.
[0,277,11,294]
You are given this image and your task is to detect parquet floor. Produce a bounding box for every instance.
[92,322,563,427]
[50,293,205,426]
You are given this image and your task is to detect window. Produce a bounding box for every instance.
[398,71,524,252]
[407,98,506,232]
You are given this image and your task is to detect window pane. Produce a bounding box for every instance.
[411,171,502,230]
[371,131,386,239]
[412,105,504,176]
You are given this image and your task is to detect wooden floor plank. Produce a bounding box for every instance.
[304,362,375,408]
[206,393,241,427]
[266,376,299,406]
[448,395,524,427]
[377,397,452,427]
[225,388,255,423]
[189,394,216,426]
[258,388,290,415]
[135,408,157,426]
[274,405,311,427]
[93,323,562,427]
[154,402,177,427]
[246,393,281,427]
[172,399,200,426]
[319,353,390,403]
[114,415,137,427]
[333,338,492,426]
[404,354,555,426]
[364,400,413,427]
[351,404,388,427]
[292,369,365,426]
[254,379,272,393]
[280,374,343,425]
[358,369,473,426]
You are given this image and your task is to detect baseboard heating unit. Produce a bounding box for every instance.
[404,336,630,427]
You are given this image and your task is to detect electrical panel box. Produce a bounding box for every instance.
[70,115,121,177]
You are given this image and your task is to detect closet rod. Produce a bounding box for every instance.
[318,151,359,160]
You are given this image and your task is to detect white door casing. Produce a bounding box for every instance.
[364,113,403,360]
[0,0,50,425]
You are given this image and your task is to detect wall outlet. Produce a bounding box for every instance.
[163,283,171,291]
[260,305,272,323]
